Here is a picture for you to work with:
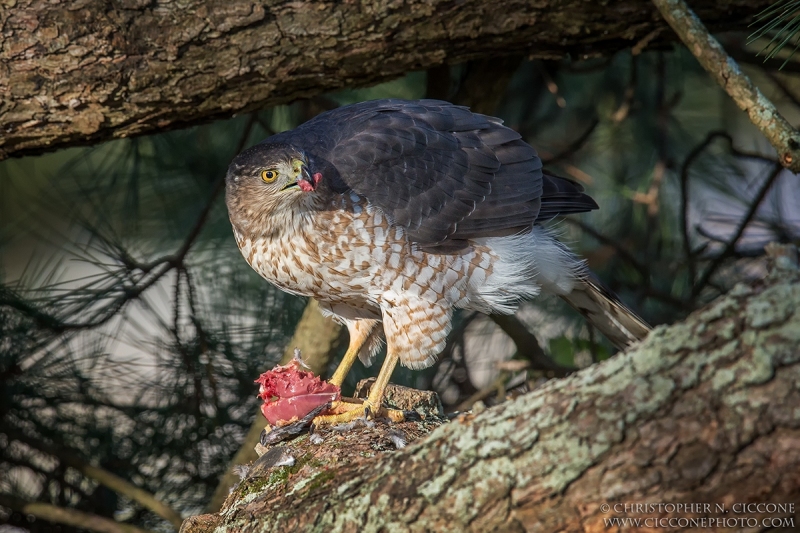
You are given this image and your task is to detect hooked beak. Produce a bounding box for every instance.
[297,165,316,192]
[297,165,322,192]
[280,164,315,192]
[280,161,320,193]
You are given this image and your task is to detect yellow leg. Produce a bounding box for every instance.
[364,350,397,412]
[314,350,404,425]
[329,320,376,387]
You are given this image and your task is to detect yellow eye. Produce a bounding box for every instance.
[261,169,278,183]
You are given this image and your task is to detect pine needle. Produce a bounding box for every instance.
[748,0,800,69]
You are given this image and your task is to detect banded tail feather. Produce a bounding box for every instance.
[560,276,651,350]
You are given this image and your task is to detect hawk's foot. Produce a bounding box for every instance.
[316,350,403,427]
[313,399,405,426]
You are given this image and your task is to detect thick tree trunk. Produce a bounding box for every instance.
[2,0,769,160]
[182,263,800,532]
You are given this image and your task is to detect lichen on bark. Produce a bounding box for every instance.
[183,264,800,532]
[1,0,772,160]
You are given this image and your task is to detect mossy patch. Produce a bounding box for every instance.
[237,476,274,499]
[235,452,316,499]
[305,468,337,493]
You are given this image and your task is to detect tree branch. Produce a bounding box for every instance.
[6,114,259,335]
[692,162,784,296]
[1,0,771,160]
[0,494,154,533]
[541,117,600,165]
[4,429,183,529]
[489,314,574,376]
[182,262,800,531]
[652,0,800,172]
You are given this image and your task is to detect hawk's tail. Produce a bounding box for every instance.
[559,276,651,350]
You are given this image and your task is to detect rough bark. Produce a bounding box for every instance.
[183,263,800,532]
[1,0,770,160]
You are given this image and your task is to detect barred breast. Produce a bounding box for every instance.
[233,192,498,316]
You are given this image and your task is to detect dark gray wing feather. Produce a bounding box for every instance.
[265,99,596,250]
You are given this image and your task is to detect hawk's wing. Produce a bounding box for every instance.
[266,99,596,251]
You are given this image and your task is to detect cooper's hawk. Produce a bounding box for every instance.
[226,99,649,425]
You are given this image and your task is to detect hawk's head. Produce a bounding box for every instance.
[226,143,322,229]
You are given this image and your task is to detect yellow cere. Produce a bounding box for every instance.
[292,159,304,175]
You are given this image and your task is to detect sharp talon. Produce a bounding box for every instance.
[364,405,372,419]
[308,423,316,435]
[403,410,421,421]
[259,428,268,446]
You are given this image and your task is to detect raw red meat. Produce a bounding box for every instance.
[255,359,340,425]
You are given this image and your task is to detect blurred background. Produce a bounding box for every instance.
[2,38,800,530]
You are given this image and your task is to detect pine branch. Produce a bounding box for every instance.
[5,428,183,529]
[565,219,691,311]
[0,494,154,533]
[748,0,800,68]
[692,163,784,295]
[678,130,779,290]
[541,117,600,165]
[653,0,800,172]
[17,114,261,334]
[489,315,574,376]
